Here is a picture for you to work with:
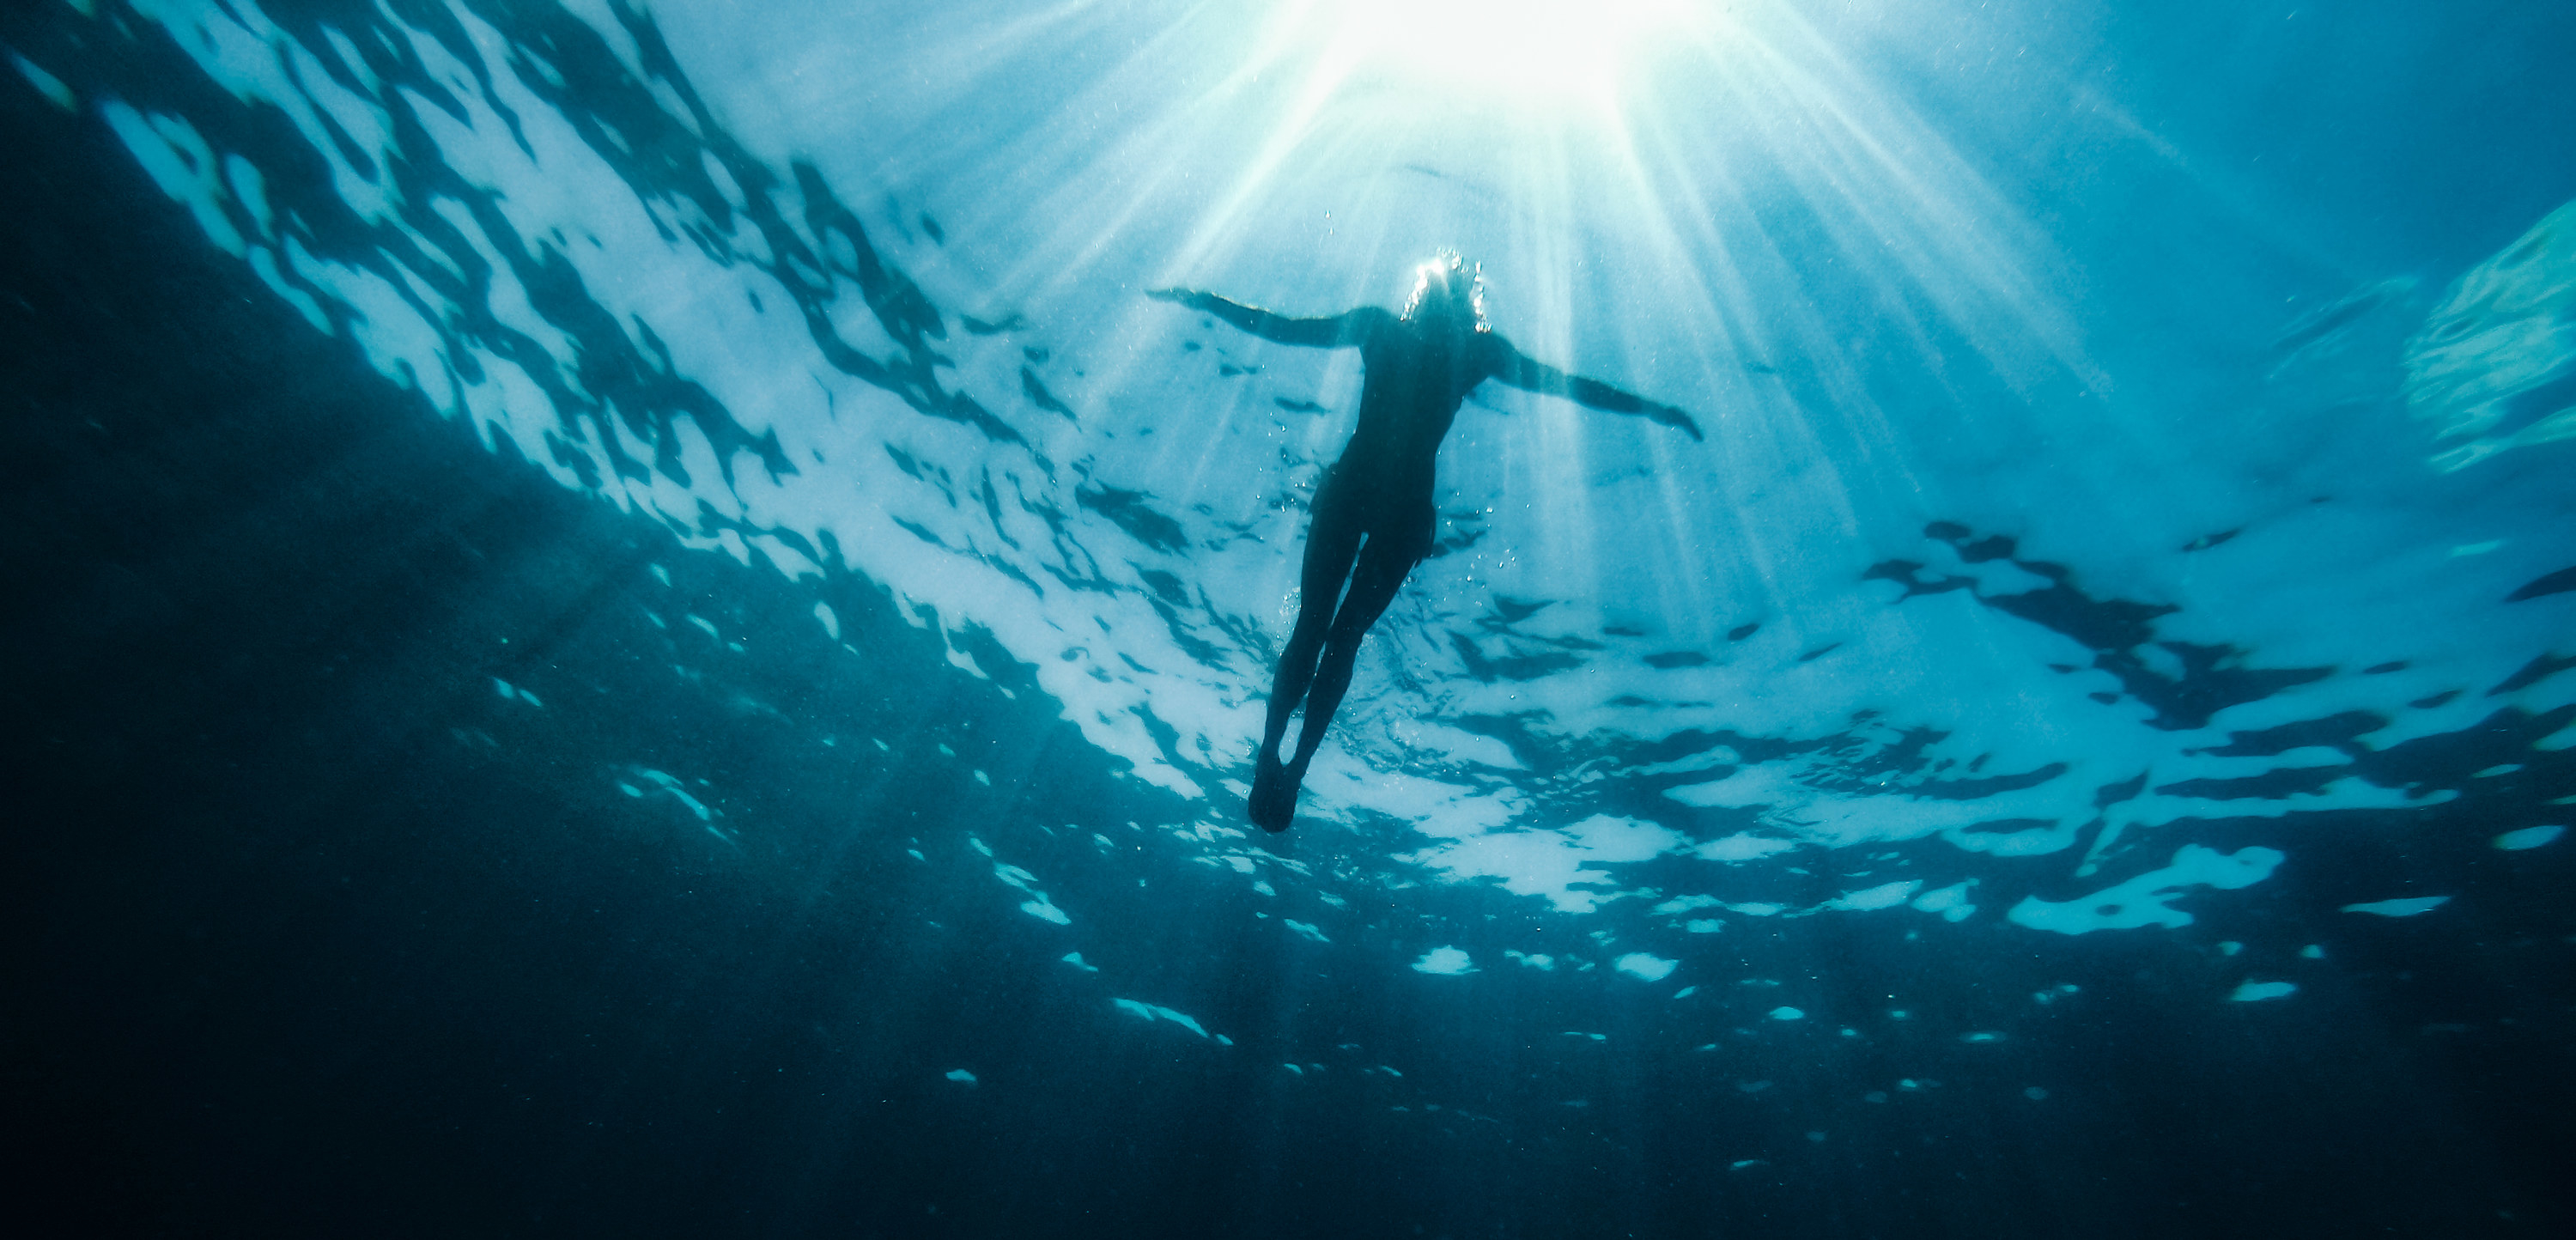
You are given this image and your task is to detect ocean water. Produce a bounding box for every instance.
[3,0,2573,1235]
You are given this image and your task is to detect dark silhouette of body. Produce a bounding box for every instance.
[1151,256,1702,831]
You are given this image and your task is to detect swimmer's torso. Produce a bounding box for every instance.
[1332,318,1504,495]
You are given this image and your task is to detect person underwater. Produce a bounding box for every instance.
[1150,254,1704,832]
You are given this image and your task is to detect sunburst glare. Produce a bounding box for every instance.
[1267,0,1704,110]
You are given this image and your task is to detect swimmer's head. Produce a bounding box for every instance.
[1402,252,1489,333]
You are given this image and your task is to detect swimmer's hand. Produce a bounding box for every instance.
[1653,404,1705,442]
[1146,287,1191,304]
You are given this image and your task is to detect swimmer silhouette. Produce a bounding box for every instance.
[1151,254,1703,832]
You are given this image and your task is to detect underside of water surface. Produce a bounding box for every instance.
[3,0,2573,1235]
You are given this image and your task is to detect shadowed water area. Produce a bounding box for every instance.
[3,1,2573,1235]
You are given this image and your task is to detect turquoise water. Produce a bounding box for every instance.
[4,1,2573,1234]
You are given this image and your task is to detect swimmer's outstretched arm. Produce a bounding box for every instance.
[1493,343,1704,441]
[1148,288,1384,349]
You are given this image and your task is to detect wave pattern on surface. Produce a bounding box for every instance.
[20,0,2576,953]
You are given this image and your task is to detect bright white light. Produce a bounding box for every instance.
[1293,0,1698,106]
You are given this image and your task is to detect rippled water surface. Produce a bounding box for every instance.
[5,1,2573,1235]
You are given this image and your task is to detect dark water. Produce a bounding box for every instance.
[4,2,2573,1236]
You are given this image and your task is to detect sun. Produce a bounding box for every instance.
[1279,0,1704,112]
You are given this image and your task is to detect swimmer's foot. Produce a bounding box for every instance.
[1249,753,1301,832]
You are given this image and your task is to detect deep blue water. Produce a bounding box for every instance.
[4,1,2573,1236]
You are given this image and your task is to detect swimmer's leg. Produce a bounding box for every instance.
[1262,493,1366,764]
[1251,495,1364,830]
[1277,530,1419,785]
